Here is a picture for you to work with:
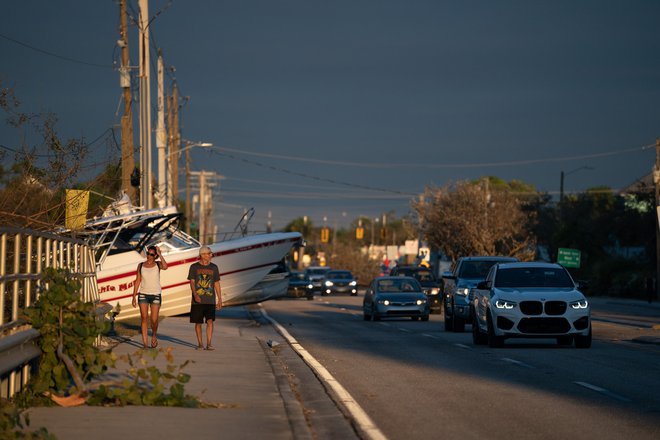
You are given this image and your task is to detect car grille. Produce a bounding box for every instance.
[519,301,567,316]
[385,310,422,316]
[517,317,570,334]
[389,301,418,306]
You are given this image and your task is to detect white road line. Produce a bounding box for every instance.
[501,357,534,369]
[574,381,631,402]
[260,308,388,440]
[398,328,410,332]
[454,343,472,350]
[422,333,441,339]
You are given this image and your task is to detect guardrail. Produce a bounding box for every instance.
[0,227,98,399]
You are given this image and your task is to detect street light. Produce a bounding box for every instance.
[172,141,212,233]
[560,166,593,204]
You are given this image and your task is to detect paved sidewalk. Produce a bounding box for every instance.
[26,306,358,440]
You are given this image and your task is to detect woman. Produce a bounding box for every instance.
[132,245,168,348]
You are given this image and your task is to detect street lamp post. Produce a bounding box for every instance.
[560,166,593,204]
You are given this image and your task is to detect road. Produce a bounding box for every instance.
[261,294,660,440]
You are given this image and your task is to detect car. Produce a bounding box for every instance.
[442,256,518,332]
[322,270,358,296]
[389,265,442,313]
[363,276,430,321]
[305,266,332,293]
[287,271,314,300]
[471,262,591,348]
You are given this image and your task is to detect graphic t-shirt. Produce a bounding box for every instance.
[187,262,221,305]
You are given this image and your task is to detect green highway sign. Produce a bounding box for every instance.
[558,248,581,268]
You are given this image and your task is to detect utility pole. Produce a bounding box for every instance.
[167,83,179,206]
[138,0,152,208]
[118,0,135,202]
[156,49,166,207]
[654,138,660,299]
[185,147,191,234]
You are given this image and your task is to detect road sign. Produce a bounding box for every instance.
[321,227,330,243]
[558,248,581,268]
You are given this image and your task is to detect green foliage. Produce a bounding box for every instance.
[86,348,200,407]
[0,398,56,439]
[24,268,113,396]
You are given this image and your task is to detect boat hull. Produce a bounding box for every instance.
[97,232,300,320]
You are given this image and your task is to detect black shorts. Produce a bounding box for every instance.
[190,303,216,323]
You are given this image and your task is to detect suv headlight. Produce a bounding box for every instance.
[570,299,589,309]
[349,280,357,286]
[494,299,517,309]
[416,299,427,305]
[430,288,439,295]
[456,287,470,296]
[324,280,333,287]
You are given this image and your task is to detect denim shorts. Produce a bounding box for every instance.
[138,293,162,305]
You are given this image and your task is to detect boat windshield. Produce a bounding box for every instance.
[108,223,199,255]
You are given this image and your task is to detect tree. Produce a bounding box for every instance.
[412,178,537,262]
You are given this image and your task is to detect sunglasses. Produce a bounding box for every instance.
[147,252,157,257]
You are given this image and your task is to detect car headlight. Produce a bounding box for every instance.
[307,284,313,289]
[324,280,333,287]
[456,287,470,296]
[380,299,390,306]
[430,288,439,295]
[494,299,516,309]
[349,280,357,286]
[416,299,427,305]
[570,299,589,309]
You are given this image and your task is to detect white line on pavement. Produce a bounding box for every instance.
[260,307,389,440]
[574,381,631,402]
[501,357,534,369]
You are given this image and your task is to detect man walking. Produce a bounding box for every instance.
[188,246,222,350]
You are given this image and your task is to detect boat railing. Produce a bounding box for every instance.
[0,227,98,399]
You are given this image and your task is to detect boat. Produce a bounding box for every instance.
[70,196,301,320]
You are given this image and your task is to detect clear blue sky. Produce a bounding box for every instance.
[1,1,659,230]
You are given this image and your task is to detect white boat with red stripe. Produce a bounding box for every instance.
[77,199,301,320]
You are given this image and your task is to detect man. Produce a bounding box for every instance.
[187,246,222,350]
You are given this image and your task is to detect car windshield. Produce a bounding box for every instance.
[458,261,503,279]
[495,267,574,288]
[327,271,352,279]
[307,268,330,276]
[397,269,435,282]
[377,279,421,292]
[291,273,307,281]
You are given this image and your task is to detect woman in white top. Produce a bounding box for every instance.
[132,245,168,348]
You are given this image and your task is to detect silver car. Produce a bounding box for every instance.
[363,276,430,321]
[471,262,591,348]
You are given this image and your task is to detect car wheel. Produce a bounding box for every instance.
[472,312,487,345]
[487,312,504,348]
[575,326,592,349]
[372,305,380,321]
[421,314,429,322]
[557,336,573,346]
[306,294,314,300]
[452,312,465,333]
[444,301,453,331]
[363,311,371,321]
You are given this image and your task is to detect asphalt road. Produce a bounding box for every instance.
[262,294,660,440]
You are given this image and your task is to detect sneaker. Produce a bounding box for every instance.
[205,345,215,351]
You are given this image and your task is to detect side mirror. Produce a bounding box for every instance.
[442,271,455,280]
[476,280,489,290]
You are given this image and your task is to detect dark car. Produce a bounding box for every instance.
[442,256,518,332]
[305,266,332,293]
[287,271,314,300]
[322,270,358,296]
[389,265,442,314]
[363,276,430,321]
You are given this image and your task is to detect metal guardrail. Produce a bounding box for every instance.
[0,227,98,399]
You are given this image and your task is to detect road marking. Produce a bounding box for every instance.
[501,357,534,369]
[340,307,347,311]
[398,328,410,333]
[454,343,472,350]
[574,381,631,402]
[422,333,441,339]
[260,308,388,440]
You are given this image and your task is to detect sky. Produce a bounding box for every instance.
[1,1,659,231]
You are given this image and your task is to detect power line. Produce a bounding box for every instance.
[217,143,653,169]
[0,32,112,68]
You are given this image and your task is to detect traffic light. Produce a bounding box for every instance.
[356,227,364,240]
[321,227,330,243]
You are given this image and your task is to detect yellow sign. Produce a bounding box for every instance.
[356,227,364,240]
[65,189,89,230]
[321,227,330,243]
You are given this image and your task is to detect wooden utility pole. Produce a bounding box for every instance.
[119,0,135,202]
[654,138,660,299]
[167,83,180,206]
